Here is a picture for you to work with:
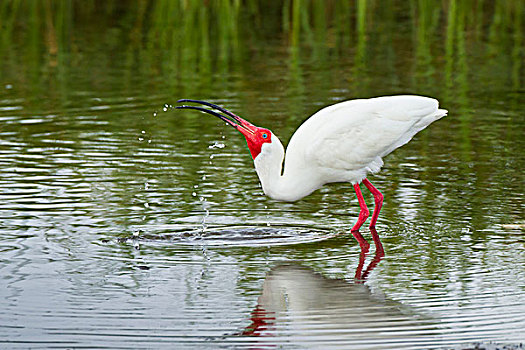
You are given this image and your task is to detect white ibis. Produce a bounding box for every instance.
[177,96,447,239]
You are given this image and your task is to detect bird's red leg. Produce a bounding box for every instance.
[351,183,369,232]
[362,179,383,229]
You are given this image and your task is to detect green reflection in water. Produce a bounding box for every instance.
[1,1,522,100]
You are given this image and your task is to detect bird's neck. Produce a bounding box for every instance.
[253,138,317,202]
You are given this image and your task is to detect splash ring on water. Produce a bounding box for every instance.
[126,224,341,248]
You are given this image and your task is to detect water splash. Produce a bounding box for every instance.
[208,141,226,149]
[132,230,141,250]
[162,103,173,112]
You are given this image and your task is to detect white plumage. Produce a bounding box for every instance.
[177,95,448,235]
[257,95,447,201]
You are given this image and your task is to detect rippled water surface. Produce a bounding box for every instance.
[1,1,524,349]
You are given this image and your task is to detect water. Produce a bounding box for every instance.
[1,1,524,349]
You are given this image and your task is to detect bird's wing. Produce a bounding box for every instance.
[285,96,446,182]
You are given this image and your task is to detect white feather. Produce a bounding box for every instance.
[255,95,447,201]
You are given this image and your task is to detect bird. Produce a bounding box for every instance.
[176,96,447,240]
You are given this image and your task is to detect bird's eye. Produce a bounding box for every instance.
[262,133,268,139]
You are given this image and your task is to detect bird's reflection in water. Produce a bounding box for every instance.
[240,229,438,348]
[352,228,384,283]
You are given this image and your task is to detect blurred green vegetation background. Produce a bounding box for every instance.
[1,0,522,102]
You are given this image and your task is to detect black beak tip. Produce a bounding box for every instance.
[177,98,205,104]
[174,99,246,130]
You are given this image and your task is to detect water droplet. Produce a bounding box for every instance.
[153,112,157,117]
[202,175,206,180]
[199,197,204,202]
[192,192,197,196]
[194,185,198,188]
[5,84,12,89]
[148,139,151,144]
[209,155,214,159]
[138,137,144,141]
[144,203,149,208]
[163,107,167,112]
[141,130,146,134]
[208,141,225,149]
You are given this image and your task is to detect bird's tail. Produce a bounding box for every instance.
[435,108,448,120]
[412,107,448,135]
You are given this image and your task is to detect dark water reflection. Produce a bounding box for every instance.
[1,1,524,349]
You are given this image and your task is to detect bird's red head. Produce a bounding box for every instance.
[233,121,272,160]
[176,99,272,159]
